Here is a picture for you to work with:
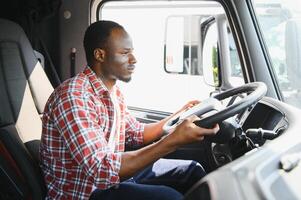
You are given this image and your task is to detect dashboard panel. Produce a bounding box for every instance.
[185,97,301,200]
[239,100,289,145]
[241,100,288,134]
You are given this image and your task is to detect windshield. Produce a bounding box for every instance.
[253,0,301,109]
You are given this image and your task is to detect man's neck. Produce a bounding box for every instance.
[99,75,116,92]
[90,64,116,92]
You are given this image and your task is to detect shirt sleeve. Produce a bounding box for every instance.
[52,91,121,190]
[124,107,145,148]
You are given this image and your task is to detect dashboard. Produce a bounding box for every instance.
[210,98,289,167]
[185,97,301,200]
[240,100,289,145]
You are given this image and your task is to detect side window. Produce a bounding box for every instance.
[229,31,241,77]
[98,1,244,112]
[253,0,301,109]
[228,29,244,87]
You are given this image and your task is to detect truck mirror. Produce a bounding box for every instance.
[164,16,185,73]
[164,15,202,75]
[201,19,220,87]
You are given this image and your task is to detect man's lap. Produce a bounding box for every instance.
[90,182,183,200]
[90,158,206,200]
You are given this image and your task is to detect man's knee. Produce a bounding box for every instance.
[190,161,206,178]
[187,161,206,187]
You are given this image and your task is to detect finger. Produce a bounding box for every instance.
[186,100,200,108]
[196,136,204,141]
[182,100,200,109]
[212,123,220,133]
[185,114,201,122]
[188,100,200,105]
[196,123,220,136]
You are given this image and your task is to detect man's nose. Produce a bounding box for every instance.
[129,53,137,64]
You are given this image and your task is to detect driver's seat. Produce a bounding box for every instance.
[0,18,53,199]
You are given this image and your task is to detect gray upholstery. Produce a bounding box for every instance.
[0,18,53,199]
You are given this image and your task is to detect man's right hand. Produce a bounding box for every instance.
[166,115,220,149]
[119,115,219,180]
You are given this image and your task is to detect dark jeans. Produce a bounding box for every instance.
[89,159,206,200]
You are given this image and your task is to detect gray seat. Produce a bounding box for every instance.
[0,18,53,199]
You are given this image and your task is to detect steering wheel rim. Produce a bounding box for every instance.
[163,82,267,133]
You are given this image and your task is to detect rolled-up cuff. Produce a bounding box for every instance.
[134,123,145,146]
[96,152,122,190]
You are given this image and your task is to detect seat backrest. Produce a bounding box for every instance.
[0,18,53,199]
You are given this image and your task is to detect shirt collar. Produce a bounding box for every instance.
[83,66,112,97]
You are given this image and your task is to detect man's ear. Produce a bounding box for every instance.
[94,48,105,62]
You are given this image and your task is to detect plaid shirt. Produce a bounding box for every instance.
[40,66,144,199]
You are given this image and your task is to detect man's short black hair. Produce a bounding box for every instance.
[83,20,124,65]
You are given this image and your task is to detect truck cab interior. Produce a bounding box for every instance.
[1,0,301,200]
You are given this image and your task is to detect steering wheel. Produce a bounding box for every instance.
[163,82,267,142]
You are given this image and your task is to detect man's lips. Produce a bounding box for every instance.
[127,65,135,72]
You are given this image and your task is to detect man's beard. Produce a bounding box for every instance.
[119,76,132,83]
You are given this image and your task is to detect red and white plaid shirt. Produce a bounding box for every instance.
[40,66,144,199]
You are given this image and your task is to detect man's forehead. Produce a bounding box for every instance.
[109,28,128,40]
[108,28,133,48]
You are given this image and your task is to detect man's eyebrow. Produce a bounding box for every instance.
[123,47,134,51]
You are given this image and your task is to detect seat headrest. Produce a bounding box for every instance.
[0,18,38,80]
[0,18,53,118]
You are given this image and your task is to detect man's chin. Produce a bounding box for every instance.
[119,76,132,83]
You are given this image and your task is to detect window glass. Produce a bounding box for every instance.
[229,31,242,78]
[228,30,244,87]
[99,1,243,112]
[253,0,301,108]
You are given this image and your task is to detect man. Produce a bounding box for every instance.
[40,20,219,200]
